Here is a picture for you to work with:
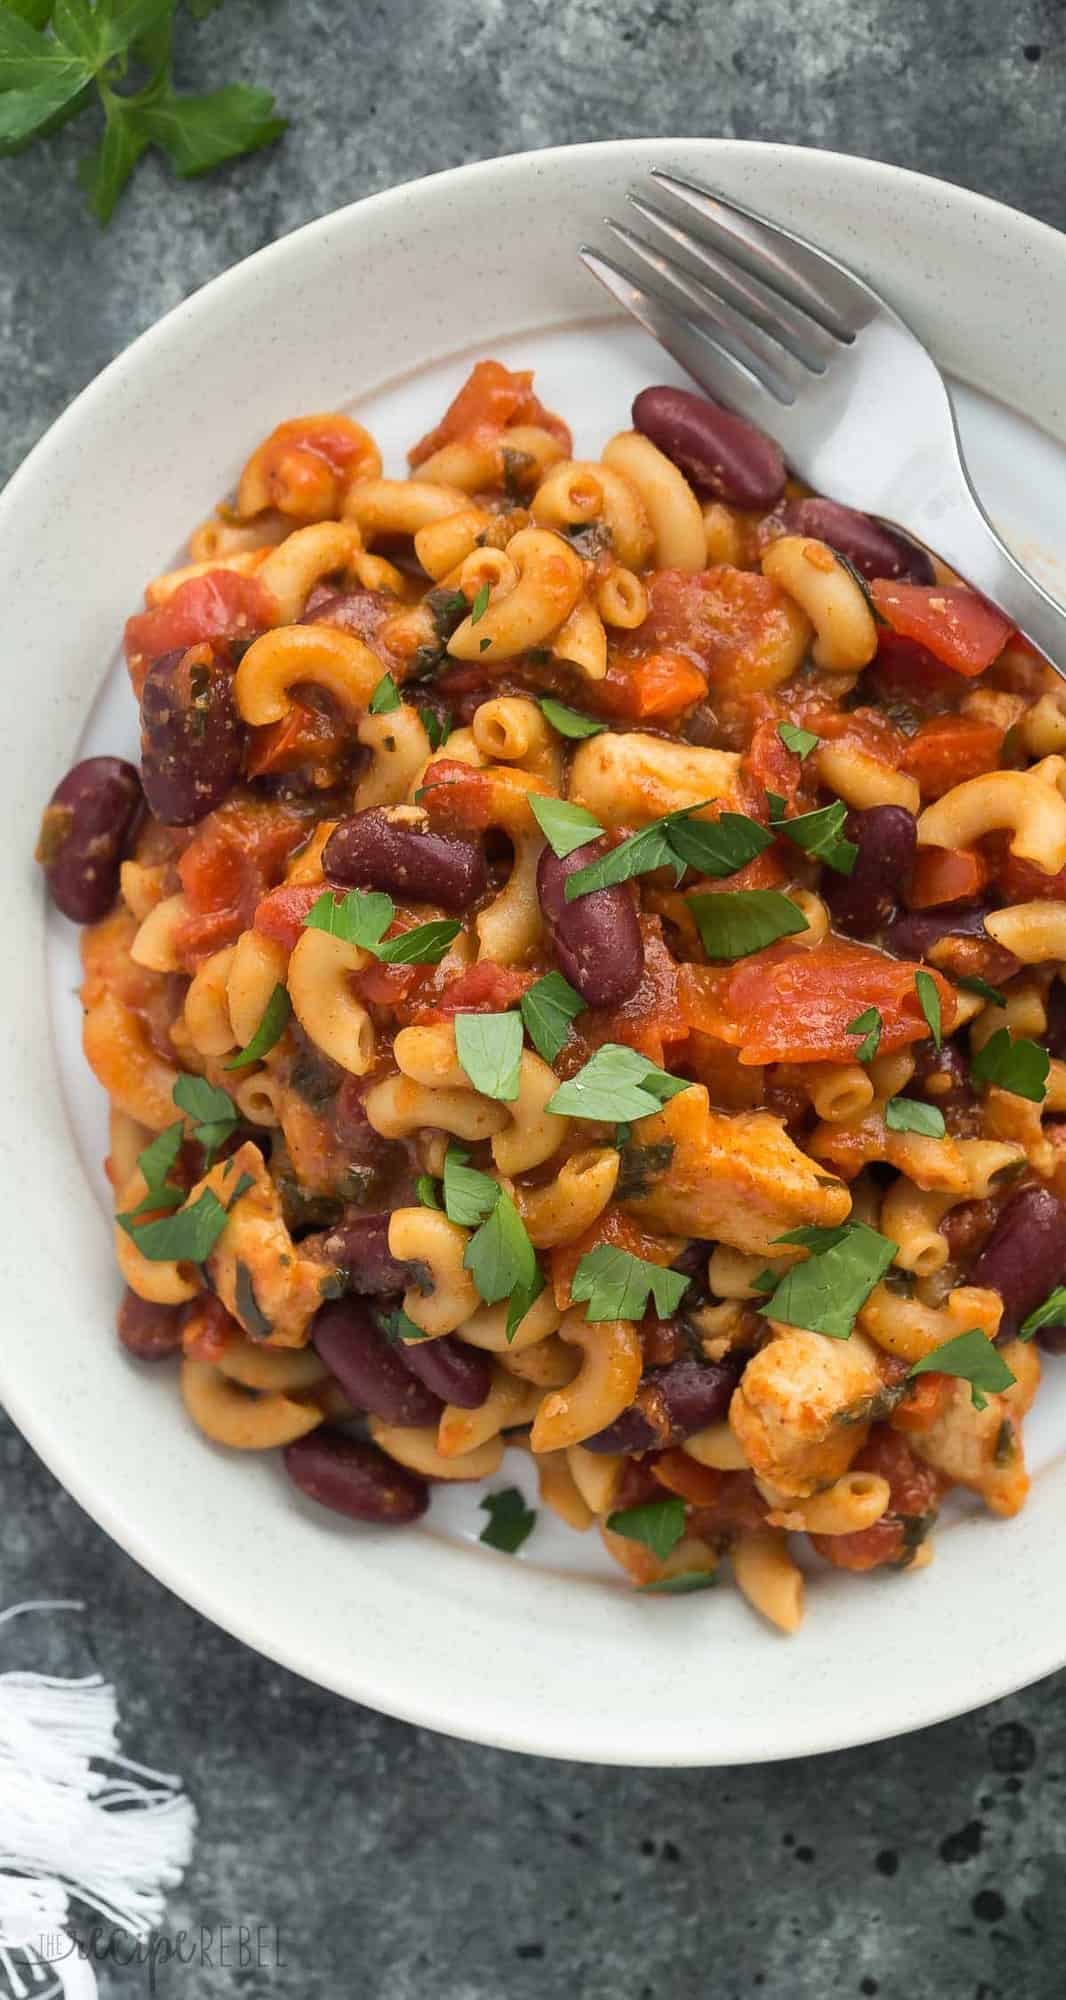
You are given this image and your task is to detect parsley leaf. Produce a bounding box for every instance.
[562,804,772,901]
[778,722,820,760]
[520,971,585,1065]
[225,984,292,1069]
[464,1190,540,1323]
[455,1010,523,1102]
[122,1119,184,1221]
[415,1174,441,1210]
[847,1006,882,1063]
[958,975,1007,1009]
[368,672,400,714]
[419,706,451,751]
[970,1029,1049,1103]
[687,888,810,961]
[131,78,285,179]
[469,580,491,625]
[303,888,459,966]
[527,792,604,858]
[770,796,857,875]
[908,1328,1016,1411]
[545,1043,688,1122]
[563,818,676,897]
[884,1096,946,1138]
[441,1145,500,1228]
[172,1072,238,1163]
[378,1304,434,1344]
[606,1498,685,1562]
[570,1245,689,1322]
[117,1171,253,1264]
[639,1570,717,1595]
[538,697,607,740]
[760,1220,897,1340]
[1019,1286,1066,1341]
[479,1487,536,1554]
[915,969,942,1049]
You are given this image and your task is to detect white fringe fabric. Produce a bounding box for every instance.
[0,1602,195,1990]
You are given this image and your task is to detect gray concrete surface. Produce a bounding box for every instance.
[3,0,1066,1993]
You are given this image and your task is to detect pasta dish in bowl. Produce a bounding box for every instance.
[39,356,1066,1635]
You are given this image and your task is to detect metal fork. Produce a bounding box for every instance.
[580,171,1066,673]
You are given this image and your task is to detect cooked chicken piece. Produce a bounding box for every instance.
[620,1084,850,1255]
[729,1327,884,1499]
[191,1141,336,1347]
[911,1338,1040,1517]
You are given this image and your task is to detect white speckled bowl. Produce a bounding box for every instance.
[5,141,1066,1765]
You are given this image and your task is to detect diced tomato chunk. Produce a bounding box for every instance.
[594,651,708,721]
[621,568,806,697]
[124,571,274,691]
[743,715,806,809]
[679,938,956,1066]
[901,715,1004,798]
[414,962,536,1023]
[177,799,308,964]
[409,359,571,466]
[890,1372,953,1434]
[812,1426,945,1571]
[416,760,495,832]
[907,846,989,909]
[992,832,1066,903]
[865,630,968,711]
[652,1449,724,1505]
[685,1471,768,1537]
[869,582,1011,677]
[246,701,354,780]
[253,881,322,951]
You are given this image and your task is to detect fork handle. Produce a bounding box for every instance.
[897,442,1066,675]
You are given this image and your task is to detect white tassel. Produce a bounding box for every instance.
[0,1601,196,1977]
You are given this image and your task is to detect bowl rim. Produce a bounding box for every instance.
[6,136,1066,1765]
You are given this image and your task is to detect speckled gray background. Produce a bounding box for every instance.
[3,2,1066,1995]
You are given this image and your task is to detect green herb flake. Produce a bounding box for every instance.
[123,1120,185,1221]
[1019,1285,1066,1341]
[687,888,810,962]
[639,1570,717,1595]
[303,888,459,966]
[469,580,491,625]
[464,1189,540,1323]
[970,1028,1050,1104]
[777,722,820,760]
[527,792,605,859]
[419,706,452,751]
[519,971,585,1065]
[545,1043,688,1122]
[770,796,857,876]
[958,975,1007,1009]
[562,802,772,902]
[847,1006,882,1064]
[415,1174,441,1210]
[368,673,401,715]
[455,1010,523,1102]
[117,1172,253,1266]
[570,1245,689,1323]
[606,1498,686,1563]
[225,984,292,1070]
[915,969,942,1050]
[441,1146,500,1228]
[760,1220,897,1340]
[908,1327,1016,1411]
[884,1096,946,1139]
[538,697,607,740]
[172,1071,238,1165]
[479,1486,536,1554]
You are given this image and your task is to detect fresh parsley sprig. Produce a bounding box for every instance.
[908,1328,1016,1410]
[759,1221,897,1340]
[304,887,460,965]
[545,1044,688,1122]
[570,1245,689,1323]
[563,804,773,901]
[519,971,585,1065]
[0,1,287,224]
[606,1498,685,1561]
[970,1029,1049,1104]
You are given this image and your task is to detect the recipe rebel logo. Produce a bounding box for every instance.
[3,1924,290,1997]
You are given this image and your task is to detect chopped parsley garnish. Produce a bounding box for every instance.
[957,975,1007,1009]
[527,793,604,858]
[687,888,810,962]
[563,804,772,901]
[915,970,942,1050]
[419,706,452,751]
[769,796,856,875]
[441,1146,500,1228]
[225,984,292,1070]
[970,1029,1049,1104]
[172,1073,238,1166]
[606,1498,685,1562]
[122,1121,184,1222]
[304,887,460,965]
[519,971,586,1065]
[884,1097,946,1139]
[1019,1285,1066,1340]
[368,673,401,714]
[759,1221,897,1340]
[538,698,607,740]
[545,1044,688,1122]
[570,1246,689,1323]
[415,1174,441,1210]
[469,580,491,624]
[479,1487,537,1554]
[639,1570,716,1595]
[908,1328,1016,1410]
[777,722,820,760]
[455,1010,523,1102]
[847,1006,882,1064]
[117,1172,254,1265]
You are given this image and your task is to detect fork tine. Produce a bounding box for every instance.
[604,221,799,404]
[626,192,834,373]
[578,245,792,424]
[651,170,875,340]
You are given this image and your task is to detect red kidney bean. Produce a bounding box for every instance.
[284,1430,428,1524]
[116,1288,186,1360]
[583,1355,744,1454]
[822,806,916,938]
[966,1185,1066,1339]
[781,497,935,583]
[883,902,993,961]
[323,807,487,913]
[320,1213,417,1295]
[301,587,396,643]
[908,1038,974,1113]
[537,839,644,1008]
[1036,1325,1066,1354]
[1044,978,1066,1060]
[398,1333,491,1408]
[312,1298,443,1425]
[36,756,142,922]
[139,645,246,825]
[632,385,786,508]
